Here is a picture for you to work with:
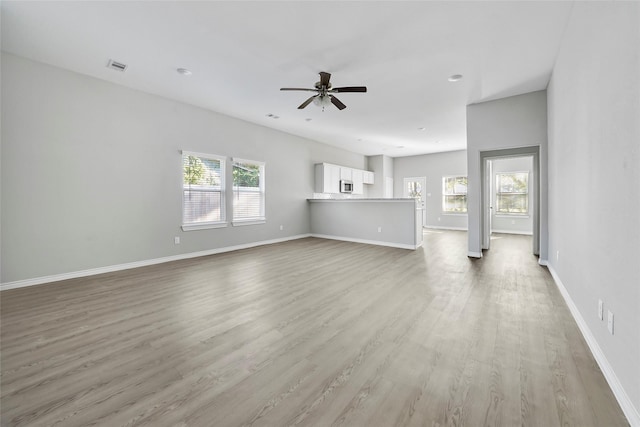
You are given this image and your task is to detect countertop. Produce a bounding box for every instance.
[307,198,416,202]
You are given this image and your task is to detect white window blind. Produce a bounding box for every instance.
[233,159,265,223]
[496,172,529,214]
[182,151,226,229]
[442,176,468,213]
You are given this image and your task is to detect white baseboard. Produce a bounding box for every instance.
[547,264,640,426]
[425,225,468,231]
[0,234,312,292]
[310,234,417,250]
[491,229,533,236]
[538,258,548,266]
[467,251,483,258]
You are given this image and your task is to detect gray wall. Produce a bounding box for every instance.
[367,154,394,198]
[309,200,418,249]
[491,156,534,235]
[1,53,366,283]
[548,1,640,416]
[466,91,548,258]
[393,150,468,230]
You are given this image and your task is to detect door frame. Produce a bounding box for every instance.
[403,176,427,227]
[480,147,540,255]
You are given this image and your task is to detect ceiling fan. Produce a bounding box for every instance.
[280,72,367,111]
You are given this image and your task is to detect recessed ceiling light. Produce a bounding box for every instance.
[177,68,192,76]
[418,127,426,131]
[265,113,279,119]
[436,140,443,144]
[305,118,312,122]
[397,145,405,149]
[448,74,463,82]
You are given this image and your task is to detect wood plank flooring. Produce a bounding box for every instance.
[0,231,628,426]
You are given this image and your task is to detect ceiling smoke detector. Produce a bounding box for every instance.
[106,59,128,72]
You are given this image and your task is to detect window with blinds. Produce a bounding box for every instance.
[182,151,226,230]
[232,159,265,224]
[496,172,529,214]
[442,176,468,213]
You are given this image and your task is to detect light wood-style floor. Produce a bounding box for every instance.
[1,231,628,426]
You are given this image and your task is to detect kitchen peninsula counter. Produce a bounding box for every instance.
[307,198,423,249]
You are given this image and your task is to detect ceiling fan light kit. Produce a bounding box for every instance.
[281,72,367,111]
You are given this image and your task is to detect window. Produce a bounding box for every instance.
[182,151,226,230]
[496,172,529,214]
[442,176,468,213]
[232,158,265,224]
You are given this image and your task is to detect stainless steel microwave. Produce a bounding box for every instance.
[340,180,353,193]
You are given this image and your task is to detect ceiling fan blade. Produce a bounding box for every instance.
[329,95,346,110]
[331,86,367,93]
[280,88,318,92]
[319,72,331,87]
[298,95,317,109]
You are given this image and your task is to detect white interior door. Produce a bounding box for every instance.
[403,177,427,227]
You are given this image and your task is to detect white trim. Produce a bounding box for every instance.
[467,251,483,258]
[181,150,227,163]
[232,219,266,227]
[426,225,468,231]
[538,258,548,266]
[0,234,311,292]
[490,229,533,236]
[547,264,640,427]
[182,222,228,231]
[310,234,418,250]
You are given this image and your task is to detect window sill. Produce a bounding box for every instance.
[182,222,228,231]
[442,212,468,216]
[495,214,530,218]
[232,219,266,227]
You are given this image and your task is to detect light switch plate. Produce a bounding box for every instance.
[607,310,614,335]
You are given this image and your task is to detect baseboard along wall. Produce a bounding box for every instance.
[547,265,640,427]
[0,234,312,291]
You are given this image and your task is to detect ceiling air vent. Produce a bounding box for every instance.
[106,59,128,72]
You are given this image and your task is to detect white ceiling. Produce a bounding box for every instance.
[1,1,575,158]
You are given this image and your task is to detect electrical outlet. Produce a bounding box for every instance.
[174,236,180,245]
[598,300,604,320]
[438,217,441,222]
[377,226,382,233]
[279,225,283,231]
[556,250,560,262]
[607,310,614,335]
[511,219,516,225]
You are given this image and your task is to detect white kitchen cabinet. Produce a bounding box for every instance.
[315,163,341,193]
[316,163,374,194]
[363,171,375,184]
[352,169,364,195]
[340,167,352,181]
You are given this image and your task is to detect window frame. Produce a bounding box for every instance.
[232,157,266,226]
[495,171,529,216]
[181,150,227,231]
[442,175,468,214]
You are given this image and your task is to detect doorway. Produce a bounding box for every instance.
[403,177,426,227]
[480,147,540,256]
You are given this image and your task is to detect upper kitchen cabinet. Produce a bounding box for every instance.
[315,163,374,195]
[315,163,341,193]
[340,167,352,181]
[363,171,375,185]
